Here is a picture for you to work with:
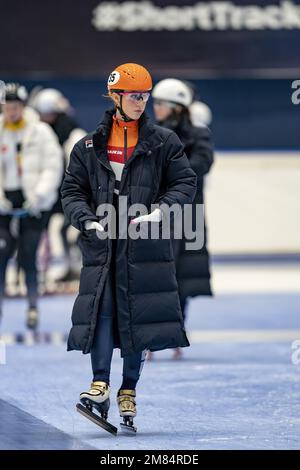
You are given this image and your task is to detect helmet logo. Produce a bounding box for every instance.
[108,71,120,86]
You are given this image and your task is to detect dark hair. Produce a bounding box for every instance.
[158,104,192,131]
[176,105,192,126]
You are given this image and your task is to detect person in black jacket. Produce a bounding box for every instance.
[152,78,214,360]
[60,64,197,432]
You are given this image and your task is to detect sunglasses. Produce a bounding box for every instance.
[118,92,151,103]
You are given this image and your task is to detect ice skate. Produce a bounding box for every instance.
[26,307,39,330]
[76,381,117,435]
[117,389,137,434]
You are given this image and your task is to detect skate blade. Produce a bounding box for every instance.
[120,422,137,434]
[76,403,118,435]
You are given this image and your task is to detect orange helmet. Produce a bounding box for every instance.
[107,63,152,92]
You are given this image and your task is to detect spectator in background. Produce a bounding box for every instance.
[152,78,214,360]
[0,83,63,328]
[32,88,86,281]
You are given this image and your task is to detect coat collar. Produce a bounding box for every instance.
[94,108,162,152]
[92,108,163,172]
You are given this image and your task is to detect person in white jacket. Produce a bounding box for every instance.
[0,83,63,328]
[32,88,86,282]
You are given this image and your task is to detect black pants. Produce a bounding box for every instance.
[90,193,147,390]
[0,190,50,310]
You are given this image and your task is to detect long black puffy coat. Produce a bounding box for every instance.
[60,108,197,357]
[165,116,214,311]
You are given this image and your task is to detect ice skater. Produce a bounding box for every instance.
[0,83,63,329]
[152,78,214,360]
[60,63,197,434]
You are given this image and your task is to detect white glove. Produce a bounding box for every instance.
[84,220,105,232]
[0,197,13,215]
[22,195,42,217]
[130,208,162,225]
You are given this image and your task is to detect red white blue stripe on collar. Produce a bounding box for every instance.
[85,139,93,148]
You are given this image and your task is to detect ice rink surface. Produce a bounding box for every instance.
[1,262,300,450]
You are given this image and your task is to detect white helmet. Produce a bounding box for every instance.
[33,88,69,114]
[189,101,212,127]
[152,79,193,107]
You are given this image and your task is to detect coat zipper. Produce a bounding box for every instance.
[124,126,127,163]
[123,125,134,349]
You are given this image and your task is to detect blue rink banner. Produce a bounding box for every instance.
[1,0,300,77]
